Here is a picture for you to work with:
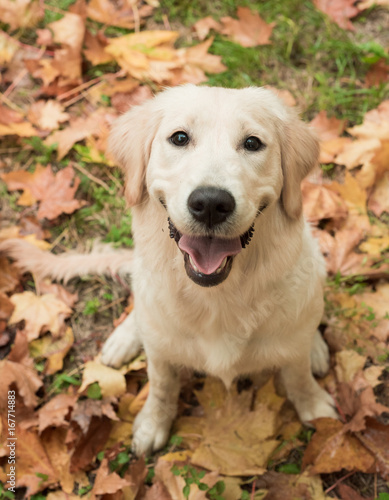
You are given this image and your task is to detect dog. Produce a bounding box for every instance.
[1,85,337,456]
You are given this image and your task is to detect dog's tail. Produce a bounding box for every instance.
[0,239,133,282]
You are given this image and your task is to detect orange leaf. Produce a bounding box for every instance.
[221,7,275,47]
[313,0,361,30]
[92,458,131,495]
[0,360,42,409]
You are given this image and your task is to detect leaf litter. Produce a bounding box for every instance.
[0,0,388,498]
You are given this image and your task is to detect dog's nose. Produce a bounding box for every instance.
[188,187,236,228]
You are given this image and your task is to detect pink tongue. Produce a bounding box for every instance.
[178,235,242,275]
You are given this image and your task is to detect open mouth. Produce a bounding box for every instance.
[168,218,255,287]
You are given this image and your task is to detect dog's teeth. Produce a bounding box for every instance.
[221,257,227,269]
[189,255,199,273]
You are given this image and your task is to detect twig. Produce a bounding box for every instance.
[4,69,29,98]
[0,29,54,56]
[250,480,255,500]
[0,93,25,114]
[72,162,113,193]
[58,70,125,101]
[162,14,171,31]
[324,470,355,494]
[98,295,127,312]
[51,226,69,250]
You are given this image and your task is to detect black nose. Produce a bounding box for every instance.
[188,187,236,228]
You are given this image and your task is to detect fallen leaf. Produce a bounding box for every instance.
[368,171,389,216]
[356,417,389,479]
[0,359,42,409]
[9,291,72,341]
[302,418,375,474]
[0,0,43,31]
[310,111,347,141]
[87,0,154,29]
[83,30,114,66]
[335,138,381,170]
[2,165,85,219]
[0,31,19,64]
[335,350,366,384]
[256,471,328,500]
[365,58,389,87]
[265,86,296,107]
[193,16,222,41]
[313,0,361,30]
[177,378,279,475]
[37,280,78,309]
[0,121,37,137]
[348,100,389,140]
[71,398,118,434]
[38,394,78,433]
[0,257,20,293]
[111,85,153,113]
[45,114,103,160]
[221,7,275,47]
[92,458,131,495]
[27,100,70,131]
[79,360,126,398]
[29,327,74,375]
[302,180,348,223]
[337,483,368,500]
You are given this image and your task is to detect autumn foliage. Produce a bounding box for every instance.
[1,0,389,499]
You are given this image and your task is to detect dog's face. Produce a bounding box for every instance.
[109,85,319,287]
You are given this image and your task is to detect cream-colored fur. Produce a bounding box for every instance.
[102,85,336,455]
[1,85,337,456]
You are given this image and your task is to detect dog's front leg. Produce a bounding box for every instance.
[280,354,337,423]
[132,357,180,456]
[101,313,142,368]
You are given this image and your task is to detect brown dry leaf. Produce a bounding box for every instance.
[45,114,103,160]
[38,394,78,433]
[256,471,329,500]
[265,86,296,107]
[0,0,43,31]
[313,0,361,30]
[369,171,389,217]
[0,121,37,137]
[310,110,347,141]
[0,257,20,293]
[83,30,114,65]
[92,458,131,495]
[37,280,78,309]
[348,100,389,140]
[335,138,381,170]
[13,426,56,495]
[193,16,222,41]
[302,418,375,474]
[365,59,389,87]
[177,378,280,475]
[302,180,348,223]
[47,11,85,85]
[335,350,366,384]
[41,427,78,494]
[0,31,19,64]
[111,84,153,113]
[2,164,85,219]
[7,329,32,366]
[29,327,75,375]
[337,483,370,500]
[71,398,118,435]
[27,100,69,131]
[343,384,389,433]
[356,417,389,479]
[0,104,24,125]
[0,291,14,325]
[221,7,275,47]
[9,291,72,341]
[24,57,61,86]
[79,360,126,398]
[0,359,42,409]
[178,37,227,84]
[105,30,181,83]
[87,0,154,29]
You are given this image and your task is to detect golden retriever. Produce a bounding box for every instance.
[1,85,337,456]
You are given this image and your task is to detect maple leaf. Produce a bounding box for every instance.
[30,327,74,375]
[45,114,103,160]
[83,30,114,66]
[310,110,347,141]
[0,121,37,137]
[176,378,280,475]
[255,471,328,500]
[193,16,222,41]
[79,360,127,398]
[302,180,348,223]
[0,359,42,409]
[221,7,275,47]
[313,0,361,30]
[111,84,152,113]
[87,0,154,29]
[9,291,72,341]
[0,31,18,64]
[356,417,389,480]
[302,418,375,474]
[347,100,389,140]
[2,164,85,219]
[27,100,70,131]
[265,86,297,107]
[92,458,131,495]
[0,257,20,293]
[0,0,43,31]
[38,394,78,433]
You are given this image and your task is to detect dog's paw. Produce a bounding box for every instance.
[295,387,338,423]
[131,407,172,456]
[311,330,330,378]
[101,318,141,368]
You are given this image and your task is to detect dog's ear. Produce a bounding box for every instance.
[108,98,162,207]
[279,112,319,219]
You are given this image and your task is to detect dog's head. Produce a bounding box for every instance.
[109,85,319,287]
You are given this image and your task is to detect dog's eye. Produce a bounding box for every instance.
[244,136,264,152]
[170,131,190,147]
